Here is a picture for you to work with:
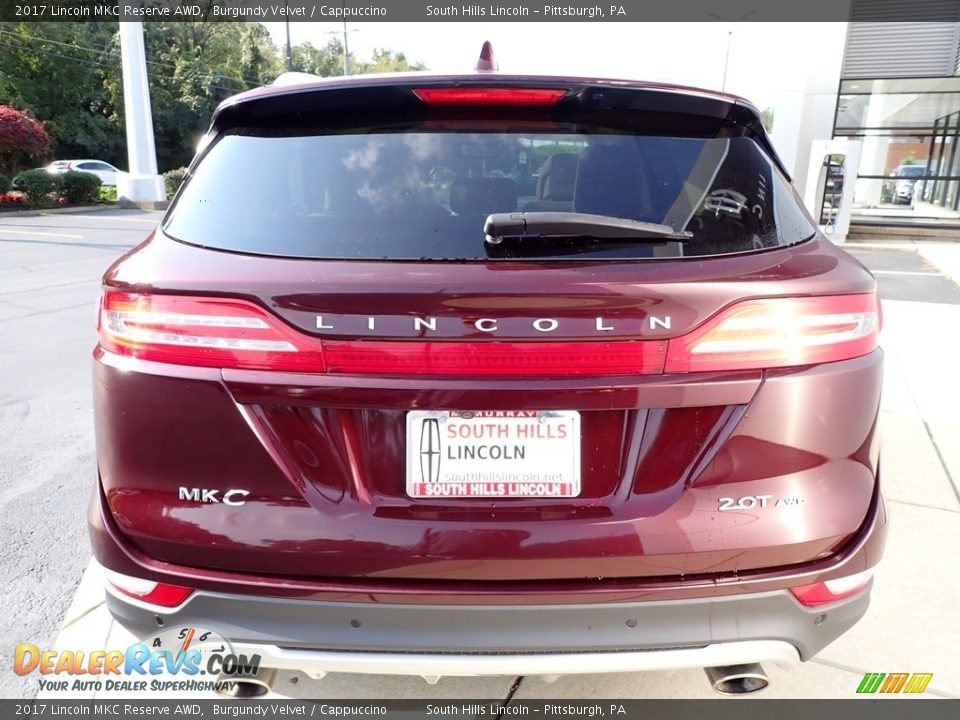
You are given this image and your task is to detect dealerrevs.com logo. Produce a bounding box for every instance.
[14,627,260,693]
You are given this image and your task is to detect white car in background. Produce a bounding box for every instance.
[46,159,121,186]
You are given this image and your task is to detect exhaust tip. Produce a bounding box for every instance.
[215,668,277,698]
[705,663,769,696]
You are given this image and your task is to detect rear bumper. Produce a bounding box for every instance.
[203,641,802,678]
[105,581,866,675]
[93,480,886,675]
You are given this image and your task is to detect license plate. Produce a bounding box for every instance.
[405,410,580,498]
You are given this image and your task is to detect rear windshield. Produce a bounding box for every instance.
[164,131,816,260]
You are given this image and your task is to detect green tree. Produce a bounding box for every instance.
[358,48,427,74]
[114,22,283,169]
[291,39,426,77]
[0,22,121,165]
[291,39,350,77]
[0,23,424,173]
[760,107,774,133]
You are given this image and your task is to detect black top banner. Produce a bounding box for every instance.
[3,0,960,23]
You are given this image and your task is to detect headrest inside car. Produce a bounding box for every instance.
[450,177,517,216]
[574,144,649,219]
[537,153,578,202]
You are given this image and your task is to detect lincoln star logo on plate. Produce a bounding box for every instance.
[419,418,442,483]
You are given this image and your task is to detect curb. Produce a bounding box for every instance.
[118,199,169,211]
[0,204,122,218]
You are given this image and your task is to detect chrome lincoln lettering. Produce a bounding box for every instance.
[532,318,559,332]
[310,315,671,336]
[413,317,437,332]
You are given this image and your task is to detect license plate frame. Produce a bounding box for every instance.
[405,410,581,499]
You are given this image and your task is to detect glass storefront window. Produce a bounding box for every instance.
[835,78,960,221]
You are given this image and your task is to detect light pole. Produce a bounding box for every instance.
[284,2,293,71]
[117,20,165,205]
[721,31,732,92]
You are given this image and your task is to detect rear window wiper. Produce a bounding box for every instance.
[484,212,692,245]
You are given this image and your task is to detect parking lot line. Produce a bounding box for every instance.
[62,215,158,223]
[872,270,945,276]
[0,228,84,239]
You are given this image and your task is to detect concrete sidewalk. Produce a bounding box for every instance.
[26,243,960,702]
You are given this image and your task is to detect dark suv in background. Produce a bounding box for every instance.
[90,59,886,696]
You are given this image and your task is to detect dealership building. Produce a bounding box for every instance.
[778,13,960,238]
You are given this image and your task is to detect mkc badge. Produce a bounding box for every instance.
[419,418,441,483]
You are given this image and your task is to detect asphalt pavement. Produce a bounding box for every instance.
[0,209,161,699]
[1,211,958,700]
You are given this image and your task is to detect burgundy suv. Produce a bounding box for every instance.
[90,63,886,695]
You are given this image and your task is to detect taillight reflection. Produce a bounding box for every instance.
[790,570,873,607]
[104,569,194,608]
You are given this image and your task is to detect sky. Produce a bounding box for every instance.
[261,22,842,112]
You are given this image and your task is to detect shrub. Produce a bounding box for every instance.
[163,167,188,198]
[14,168,62,207]
[61,170,102,205]
[100,185,118,203]
[0,173,10,194]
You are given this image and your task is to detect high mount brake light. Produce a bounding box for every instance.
[412,87,567,105]
[99,292,324,372]
[664,294,880,373]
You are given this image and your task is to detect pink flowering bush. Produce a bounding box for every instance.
[0,105,51,177]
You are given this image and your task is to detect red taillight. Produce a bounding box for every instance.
[105,570,194,608]
[790,570,873,607]
[98,291,666,377]
[99,291,324,372]
[413,87,567,105]
[664,294,880,373]
[323,339,666,377]
[98,291,879,376]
